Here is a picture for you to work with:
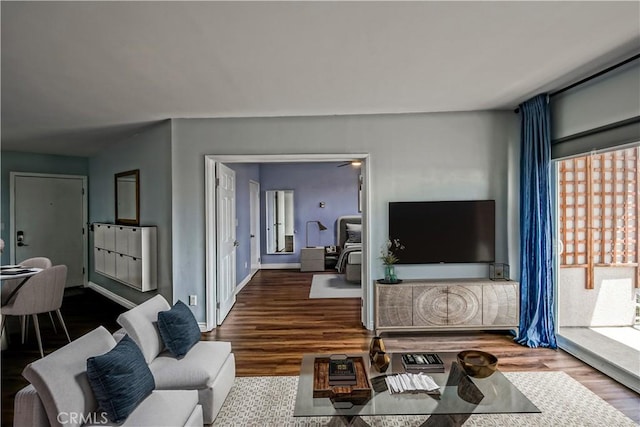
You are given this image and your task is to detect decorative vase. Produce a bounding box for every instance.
[372,351,391,373]
[384,264,398,283]
[369,336,386,361]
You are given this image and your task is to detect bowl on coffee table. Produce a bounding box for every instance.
[457,350,498,378]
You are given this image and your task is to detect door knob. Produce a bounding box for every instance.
[233,240,240,247]
[17,231,29,247]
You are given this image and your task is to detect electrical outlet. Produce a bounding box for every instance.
[189,295,197,306]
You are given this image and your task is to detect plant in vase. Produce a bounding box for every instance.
[380,238,404,283]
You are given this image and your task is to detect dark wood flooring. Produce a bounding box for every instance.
[2,270,639,426]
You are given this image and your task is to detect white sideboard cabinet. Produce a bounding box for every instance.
[375,279,519,334]
[93,223,157,292]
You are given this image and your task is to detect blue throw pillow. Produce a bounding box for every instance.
[157,300,201,359]
[86,335,155,423]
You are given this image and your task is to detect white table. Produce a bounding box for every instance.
[1,266,43,302]
[1,266,42,349]
[1,267,42,281]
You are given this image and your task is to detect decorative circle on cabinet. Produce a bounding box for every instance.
[413,287,448,326]
[447,286,481,325]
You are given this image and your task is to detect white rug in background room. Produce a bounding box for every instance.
[213,372,637,426]
[309,273,361,299]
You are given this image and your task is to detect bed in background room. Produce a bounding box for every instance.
[335,215,362,283]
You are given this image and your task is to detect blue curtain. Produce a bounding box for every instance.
[516,94,557,349]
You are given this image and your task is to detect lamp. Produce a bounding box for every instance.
[306,220,327,247]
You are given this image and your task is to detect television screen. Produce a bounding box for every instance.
[388,200,495,264]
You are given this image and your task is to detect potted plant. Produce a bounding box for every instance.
[380,239,404,283]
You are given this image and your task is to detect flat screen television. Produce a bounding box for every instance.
[388,200,495,264]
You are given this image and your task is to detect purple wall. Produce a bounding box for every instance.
[260,162,360,264]
[227,161,359,285]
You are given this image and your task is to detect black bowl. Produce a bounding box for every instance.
[457,350,498,378]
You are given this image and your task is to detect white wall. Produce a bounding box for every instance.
[559,267,637,327]
[171,112,520,323]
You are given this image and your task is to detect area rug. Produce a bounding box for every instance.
[309,274,361,299]
[213,372,637,426]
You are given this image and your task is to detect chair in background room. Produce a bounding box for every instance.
[1,257,53,343]
[0,265,70,357]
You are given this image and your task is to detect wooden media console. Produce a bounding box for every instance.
[375,279,519,334]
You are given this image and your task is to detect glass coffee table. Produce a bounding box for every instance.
[294,351,540,426]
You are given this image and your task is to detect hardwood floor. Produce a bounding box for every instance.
[2,270,638,426]
[206,270,371,376]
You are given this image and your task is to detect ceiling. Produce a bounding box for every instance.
[2,1,639,157]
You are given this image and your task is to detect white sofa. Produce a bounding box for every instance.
[14,326,203,427]
[116,295,236,425]
[13,295,236,426]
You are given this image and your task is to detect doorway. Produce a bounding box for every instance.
[10,172,88,287]
[204,154,371,331]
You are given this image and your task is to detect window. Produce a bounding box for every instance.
[557,146,639,289]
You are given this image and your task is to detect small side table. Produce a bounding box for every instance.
[324,246,341,269]
[300,247,325,272]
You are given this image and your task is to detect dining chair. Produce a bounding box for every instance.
[1,257,53,343]
[0,265,70,358]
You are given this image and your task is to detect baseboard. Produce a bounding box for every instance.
[260,263,301,269]
[235,270,257,294]
[557,335,640,394]
[86,282,137,309]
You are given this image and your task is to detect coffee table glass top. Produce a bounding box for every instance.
[293,352,540,418]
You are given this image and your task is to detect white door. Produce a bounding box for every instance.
[11,173,87,287]
[216,163,237,324]
[249,180,260,274]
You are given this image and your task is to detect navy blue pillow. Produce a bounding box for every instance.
[86,335,155,423]
[157,300,201,359]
